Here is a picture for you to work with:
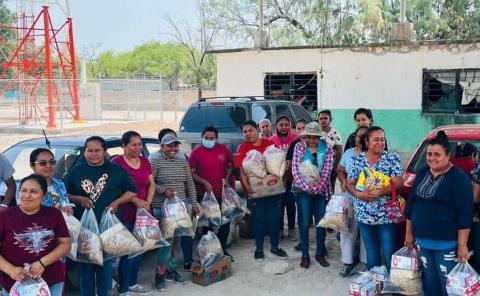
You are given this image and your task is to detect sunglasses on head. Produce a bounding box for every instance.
[34,159,57,167]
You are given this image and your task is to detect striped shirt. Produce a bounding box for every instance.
[150,152,197,209]
[292,140,334,196]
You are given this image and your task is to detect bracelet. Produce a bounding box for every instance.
[38,259,47,269]
[0,204,8,208]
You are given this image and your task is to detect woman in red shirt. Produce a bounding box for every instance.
[0,174,70,296]
[234,120,288,261]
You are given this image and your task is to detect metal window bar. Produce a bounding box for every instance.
[264,72,318,111]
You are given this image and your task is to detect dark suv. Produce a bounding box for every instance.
[177,96,313,155]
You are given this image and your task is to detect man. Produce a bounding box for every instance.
[318,110,343,189]
[188,126,234,259]
[0,152,16,211]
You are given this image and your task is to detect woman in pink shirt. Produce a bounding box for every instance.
[111,131,154,296]
[270,115,297,153]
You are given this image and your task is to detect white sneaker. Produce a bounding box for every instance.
[129,284,152,295]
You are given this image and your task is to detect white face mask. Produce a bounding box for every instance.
[202,138,216,149]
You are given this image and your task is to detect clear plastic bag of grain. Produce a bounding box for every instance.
[133,208,169,251]
[62,212,81,261]
[161,194,194,238]
[201,191,222,230]
[196,231,224,268]
[99,209,143,260]
[388,247,422,295]
[263,145,286,178]
[76,209,103,265]
[317,194,351,233]
[446,262,480,296]
[298,160,321,186]
[242,150,267,178]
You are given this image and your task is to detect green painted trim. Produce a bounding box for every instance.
[329,109,480,153]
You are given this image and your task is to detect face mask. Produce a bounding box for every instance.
[202,139,216,149]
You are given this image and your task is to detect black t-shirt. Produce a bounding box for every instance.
[286,138,301,161]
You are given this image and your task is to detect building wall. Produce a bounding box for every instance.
[215,43,480,152]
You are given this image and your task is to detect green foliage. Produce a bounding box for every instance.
[0,1,16,74]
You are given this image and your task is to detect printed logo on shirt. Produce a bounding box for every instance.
[217,154,226,162]
[14,223,54,255]
[81,173,109,203]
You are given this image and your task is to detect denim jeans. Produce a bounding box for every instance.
[297,192,327,257]
[471,220,480,273]
[358,222,396,270]
[280,192,296,231]
[419,247,457,296]
[251,195,282,251]
[79,259,114,296]
[118,222,142,294]
[152,208,178,273]
[181,236,193,264]
[2,282,64,296]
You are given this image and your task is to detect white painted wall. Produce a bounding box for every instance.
[215,43,480,109]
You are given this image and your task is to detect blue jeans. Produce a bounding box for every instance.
[181,236,193,264]
[118,222,142,294]
[79,259,114,296]
[2,282,63,296]
[297,192,327,257]
[280,192,296,230]
[358,222,396,270]
[251,195,282,251]
[419,247,457,296]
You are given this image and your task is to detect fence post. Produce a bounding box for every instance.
[159,91,163,122]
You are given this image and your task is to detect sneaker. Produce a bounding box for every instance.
[165,270,186,284]
[294,243,301,251]
[254,250,265,261]
[154,274,166,292]
[119,293,130,296]
[300,256,310,269]
[129,284,151,295]
[315,255,330,267]
[224,250,235,262]
[183,262,192,271]
[270,248,288,258]
[339,263,356,278]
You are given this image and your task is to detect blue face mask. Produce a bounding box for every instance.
[202,139,216,149]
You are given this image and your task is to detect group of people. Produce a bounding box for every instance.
[0,107,478,296]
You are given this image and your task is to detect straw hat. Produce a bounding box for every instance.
[300,122,323,137]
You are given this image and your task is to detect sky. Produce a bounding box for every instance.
[7,0,198,53]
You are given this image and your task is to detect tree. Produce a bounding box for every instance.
[162,0,219,99]
[0,1,16,75]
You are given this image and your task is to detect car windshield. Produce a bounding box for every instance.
[4,145,82,180]
[179,105,247,133]
[409,140,480,174]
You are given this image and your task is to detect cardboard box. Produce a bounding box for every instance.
[191,256,232,286]
[248,175,285,198]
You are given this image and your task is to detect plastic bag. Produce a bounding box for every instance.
[201,192,222,230]
[317,194,351,233]
[10,275,51,296]
[263,145,286,178]
[446,262,480,296]
[62,212,80,261]
[99,210,143,260]
[388,247,422,295]
[196,231,224,268]
[161,194,194,239]
[77,209,103,265]
[355,167,391,192]
[221,184,250,220]
[242,150,267,178]
[298,160,320,185]
[133,208,169,251]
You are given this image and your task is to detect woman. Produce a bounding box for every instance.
[337,126,368,277]
[259,119,273,139]
[26,148,70,210]
[346,126,403,271]
[65,136,137,296]
[318,109,343,189]
[111,131,154,296]
[270,115,297,239]
[150,133,199,292]
[405,131,473,296]
[0,174,71,296]
[344,108,374,151]
[234,120,287,261]
[292,122,334,268]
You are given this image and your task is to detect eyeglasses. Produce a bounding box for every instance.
[34,159,57,167]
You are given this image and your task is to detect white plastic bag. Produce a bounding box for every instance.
[133,208,169,251]
[317,194,351,233]
[263,145,286,178]
[221,183,250,220]
[10,276,51,296]
[201,192,222,230]
[298,160,320,185]
[62,212,80,261]
[447,262,480,296]
[161,194,194,239]
[196,231,224,268]
[77,209,103,265]
[388,247,422,295]
[99,210,143,260]
[242,150,267,178]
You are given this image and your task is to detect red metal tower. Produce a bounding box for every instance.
[0,0,80,128]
